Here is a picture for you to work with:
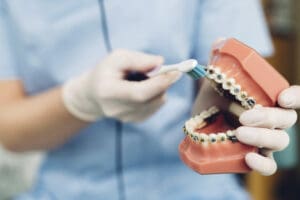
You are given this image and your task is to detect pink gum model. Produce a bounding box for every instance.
[179,38,289,174]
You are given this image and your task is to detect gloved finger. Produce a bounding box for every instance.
[245,152,277,176]
[239,106,297,129]
[236,126,289,151]
[113,71,182,103]
[107,49,164,72]
[278,85,300,109]
[121,94,166,122]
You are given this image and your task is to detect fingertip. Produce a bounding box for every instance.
[245,153,277,176]
[278,89,296,108]
[235,126,249,141]
[239,109,264,126]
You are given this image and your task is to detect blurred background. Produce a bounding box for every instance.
[0,0,300,199]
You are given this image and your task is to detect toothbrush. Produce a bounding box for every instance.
[126,59,207,81]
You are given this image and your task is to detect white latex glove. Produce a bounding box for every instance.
[278,85,300,109]
[236,104,297,176]
[63,49,182,122]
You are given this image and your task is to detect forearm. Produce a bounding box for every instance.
[0,87,89,152]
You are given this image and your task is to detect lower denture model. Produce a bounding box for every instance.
[179,38,289,174]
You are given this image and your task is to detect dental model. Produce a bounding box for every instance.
[179,38,289,174]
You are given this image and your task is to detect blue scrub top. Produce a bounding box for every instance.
[0,0,273,199]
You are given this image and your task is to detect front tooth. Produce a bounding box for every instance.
[215,71,226,83]
[194,115,204,123]
[217,133,227,142]
[208,106,219,115]
[230,84,241,96]
[206,65,216,79]
[222,78,236,90]
[236,91,248,101]
[200,111,211,119]
[209,134,217,143]
[199,133,209,144]
[185,122,194,134]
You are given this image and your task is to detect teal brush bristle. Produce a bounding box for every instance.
[187,64,206,80]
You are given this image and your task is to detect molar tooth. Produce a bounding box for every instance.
[222,78,236,90]
[209,133,217,143]
[199,133,209,144]
[230,84,241,96]
[217,133,227,142]
[236,91,248,101]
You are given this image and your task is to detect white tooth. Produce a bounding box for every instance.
[200,111,211,119]
[187,125,194,134]
[236,91,248,101]
[194,115,204,123]
[217,133,227,142]
[213,67,221,74]
[214,71,226,83]
[191,117,199,124]
[208,106,219,115]
[226,130,235,137]
[209,133,217,143]
[206,65,216,79]
[241,100,249,109]
[185,121,194,133]
[230,84,241,95]
[222,78,236,90]
[187,119,196,128]
[199,133,209,143]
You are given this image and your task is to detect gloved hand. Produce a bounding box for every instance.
[62,49,182,122]
[193,80,298,176]
[236,105,297,176]
[237,85,299,175]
